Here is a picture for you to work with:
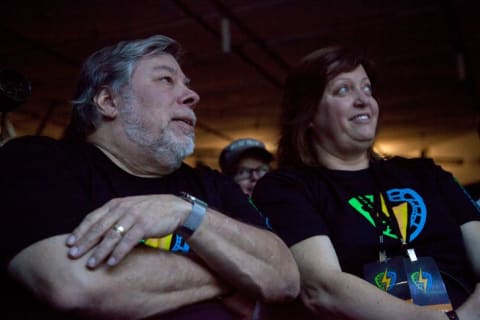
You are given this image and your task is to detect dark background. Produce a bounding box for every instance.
[1,0,479,187]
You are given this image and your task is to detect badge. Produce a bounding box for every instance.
[363,256,411,301]
[404,256,452,311]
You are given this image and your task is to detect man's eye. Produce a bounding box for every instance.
[158,76,173,84]
[238,168,249,175]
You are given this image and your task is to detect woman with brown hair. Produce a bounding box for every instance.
[253,45,480,320]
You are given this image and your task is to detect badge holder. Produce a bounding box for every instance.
[363,255,411,301]
[361,194,412,301]
[403,249,452,311]
[359,191,452,310]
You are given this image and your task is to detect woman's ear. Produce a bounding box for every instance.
[93,87,119,119]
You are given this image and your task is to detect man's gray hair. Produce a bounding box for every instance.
[64,35,180,141]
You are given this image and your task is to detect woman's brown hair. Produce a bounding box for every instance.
[277,45,376,168]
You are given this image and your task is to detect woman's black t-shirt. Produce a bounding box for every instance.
[253,157,480,308]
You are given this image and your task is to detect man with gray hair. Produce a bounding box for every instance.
[1,35,299,319]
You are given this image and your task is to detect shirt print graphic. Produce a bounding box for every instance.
[348,188,427,242]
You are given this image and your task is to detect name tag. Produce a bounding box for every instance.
[364,256,452,311]
[364,256,411,301]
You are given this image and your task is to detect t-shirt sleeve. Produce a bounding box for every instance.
[252,169,329,247]
[0,136,87,265]
[434,163,480,224]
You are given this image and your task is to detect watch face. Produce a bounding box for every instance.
[180,192,208,207]
[180,192,195,203]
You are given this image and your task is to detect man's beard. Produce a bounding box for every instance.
[119,95,195,171]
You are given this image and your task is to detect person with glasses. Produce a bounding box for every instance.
[219,138,274,196]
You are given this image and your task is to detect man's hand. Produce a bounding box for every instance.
[65,193,300,303]
[66,194,190,268]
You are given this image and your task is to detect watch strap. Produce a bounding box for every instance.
[178,192,208,237]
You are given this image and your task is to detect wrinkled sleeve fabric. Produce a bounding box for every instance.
[0,136,88,265]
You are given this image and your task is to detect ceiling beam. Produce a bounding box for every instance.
[172,0,284,89]
[210,0,291,72]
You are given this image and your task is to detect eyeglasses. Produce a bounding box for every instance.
[234,164,270,181]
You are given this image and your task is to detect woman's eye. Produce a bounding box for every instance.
[363,84,373,95]
[336,86,348,95]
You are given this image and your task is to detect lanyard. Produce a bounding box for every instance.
[360,160,412,262]
[322,161,417,262]
[356,192,406,262]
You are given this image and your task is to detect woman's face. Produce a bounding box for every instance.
[310,64,379,157]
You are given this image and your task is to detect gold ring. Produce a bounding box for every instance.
[112,225,126,236]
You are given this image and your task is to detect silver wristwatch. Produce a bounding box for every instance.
[177,192,208,237]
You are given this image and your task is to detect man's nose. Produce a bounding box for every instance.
[250,169,264,180]
[179,86,200,109]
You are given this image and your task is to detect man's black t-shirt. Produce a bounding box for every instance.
[1,136,266,319]
[253,157,480,309]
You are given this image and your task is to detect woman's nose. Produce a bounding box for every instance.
[353,88,369,107]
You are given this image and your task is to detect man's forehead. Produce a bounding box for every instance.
[133,54,190,84]
[138,54,181,73]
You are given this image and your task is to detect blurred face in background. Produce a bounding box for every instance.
[233,157,270,196]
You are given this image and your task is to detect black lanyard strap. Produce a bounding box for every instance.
[356,163,410,261]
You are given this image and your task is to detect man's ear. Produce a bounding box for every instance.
[93,87,119,119]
